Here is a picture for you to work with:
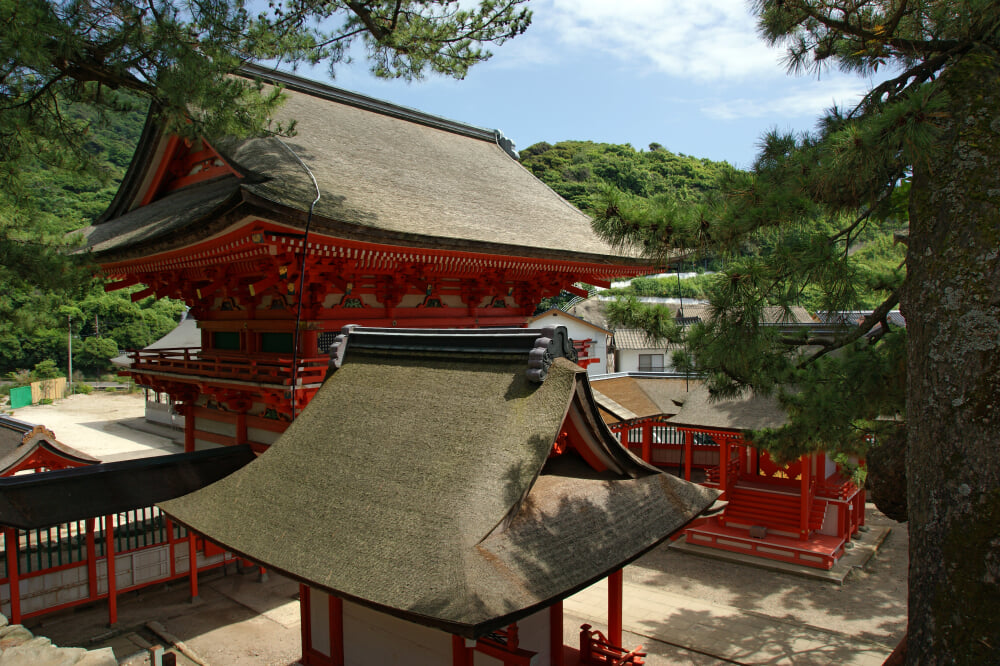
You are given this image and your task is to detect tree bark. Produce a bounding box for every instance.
[903,50,1000,664]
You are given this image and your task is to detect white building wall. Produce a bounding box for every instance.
[342,599,453,666]
[529,312,609,377]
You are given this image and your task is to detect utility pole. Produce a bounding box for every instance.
[67,316,73,394]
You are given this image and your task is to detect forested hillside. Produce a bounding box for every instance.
[521,140,906,312]
[519,141,730,208]
[0,97,186,379]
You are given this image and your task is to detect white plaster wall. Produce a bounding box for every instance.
[530,312,608,377]
[247,427,281,446]
[342,599,452,666]
[616,348,670,373]
[195,416,236,437]
[511,608,551,663]
[309,588,332,657]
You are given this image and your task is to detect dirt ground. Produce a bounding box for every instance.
[8,392,908,665]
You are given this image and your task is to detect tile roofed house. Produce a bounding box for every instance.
[160,326,720,663]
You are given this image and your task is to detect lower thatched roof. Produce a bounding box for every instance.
[160,329,718,638]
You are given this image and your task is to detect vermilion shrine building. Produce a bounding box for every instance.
[82,65,648,452]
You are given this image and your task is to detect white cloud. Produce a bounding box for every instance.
[532,0,787,81]
[701,77,871,121]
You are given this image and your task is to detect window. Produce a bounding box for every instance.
[638,354,664,372]
[260,332,294,354]
[212,331,240,351]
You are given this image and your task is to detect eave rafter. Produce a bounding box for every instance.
[101,221,650,310]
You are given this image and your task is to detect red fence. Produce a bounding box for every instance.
[1,506,235,624]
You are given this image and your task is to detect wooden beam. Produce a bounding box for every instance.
[103,276,140,292]
[130,286,156,302]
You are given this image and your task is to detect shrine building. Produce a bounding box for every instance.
[82,65,650,453]
[160,326,721,665]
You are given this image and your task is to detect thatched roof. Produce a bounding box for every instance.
[83,66,641,268]
[160,327,718,638]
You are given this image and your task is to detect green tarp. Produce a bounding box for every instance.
[9,386,31,409]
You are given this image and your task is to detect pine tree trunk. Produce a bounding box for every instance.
[903,50,1000,664]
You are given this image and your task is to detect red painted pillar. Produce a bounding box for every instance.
[188,531,199,601]
[719,438,730,499]
[800,455,812,539]
[85,518,98,602]
[329,594,344,666]
[641,422,652,463]
[684,431,693,481]
[184,404,195,453]
[451,635,473,666]
[608,568,623,647]
[299,584,312,663]
[550,600,564,666]
[303,330,319,357]
[105,515,118,626]
[236,411,248,446]
[4,528,21,624]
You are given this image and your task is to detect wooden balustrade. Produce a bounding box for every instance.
[127,347,328,386]
[579,624,645,665]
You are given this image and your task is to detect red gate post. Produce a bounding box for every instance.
[719,438,730,500]
[452,634,474,666]
[105,515,118,626]
[85,518,98,603]
[550,600,564,666]
[188,531,199,601]
[641,422,652,464]
[4,527,21,624]
[799,455,812,539]
[608,569,623,647]
[184,404,195,453]
[684,431,693,481]
[329,594,344,666]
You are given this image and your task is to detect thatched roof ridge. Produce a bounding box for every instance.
[84,67,643,268]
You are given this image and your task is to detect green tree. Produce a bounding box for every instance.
[592,2,998,661]
[1,0,531,287]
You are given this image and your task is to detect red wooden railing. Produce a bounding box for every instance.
[0,507,235,624]
[126,347,328,386]
[579,624,645,665]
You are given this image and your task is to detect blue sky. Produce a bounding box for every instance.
[298,1,881,169]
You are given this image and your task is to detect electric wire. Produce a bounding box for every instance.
[276,138,321,421]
